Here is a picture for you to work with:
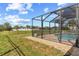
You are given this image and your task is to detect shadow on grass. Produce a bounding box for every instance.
[0,46,19,56]
[1,35,25,56]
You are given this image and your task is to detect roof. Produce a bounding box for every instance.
[32,3,79,23]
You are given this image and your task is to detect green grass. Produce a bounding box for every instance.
[0,31,64,56]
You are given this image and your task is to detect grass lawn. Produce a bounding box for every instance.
[0,31,64,56]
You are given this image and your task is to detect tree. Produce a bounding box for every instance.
[3,22,12,31]
[13,25,19,30]
[68,20,76,26]
[0,25,4,31]
[19,26,25,28]
[68,20,76,28]
[26,25,30,29]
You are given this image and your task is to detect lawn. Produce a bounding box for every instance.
[0,31,64,56]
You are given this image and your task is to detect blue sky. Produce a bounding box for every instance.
[0,3,74,26]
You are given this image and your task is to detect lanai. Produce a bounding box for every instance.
[32,3,79,45]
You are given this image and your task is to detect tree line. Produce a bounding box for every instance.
[0,22,31,31]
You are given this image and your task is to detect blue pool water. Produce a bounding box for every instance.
[57,34,77,40]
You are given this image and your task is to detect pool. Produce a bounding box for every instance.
[57,34,77,40]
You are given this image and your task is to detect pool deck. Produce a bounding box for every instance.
[25,36,73,55]
[38,34,75,46]
[71,47,79,56]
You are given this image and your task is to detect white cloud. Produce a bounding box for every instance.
[4,15,30,26]
[19,10,28,14]
[6,3,22,11]
[6,3,34,14]
[18,19,30,23]
[57,3,76,9]
[57,3,66,6]
[57,3,67,9]
[26,3,34,11]
[44,8,49,13]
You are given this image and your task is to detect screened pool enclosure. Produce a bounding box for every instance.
[32,3,79,44]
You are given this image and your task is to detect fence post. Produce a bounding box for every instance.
[32,18,34,37]
[59,10,62,43]
[41,16,43,38]
[49,22,51,34]
[75,4,79,47]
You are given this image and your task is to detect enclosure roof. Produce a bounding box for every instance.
[32,3,79,23]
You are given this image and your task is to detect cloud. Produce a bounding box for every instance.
[4,15,30,26]
[19,10,28,14]
[6,3,34,14]
[6,3,22,11]
[57,3,66,6]
[44,8,49,13]
[57,3,67,9]
[26,3,34,11]
[18,19,30,23]
[57,3,76,9]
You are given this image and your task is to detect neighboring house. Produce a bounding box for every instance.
[12,28,32,31]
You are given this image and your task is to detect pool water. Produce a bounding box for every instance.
[57,34,77,40]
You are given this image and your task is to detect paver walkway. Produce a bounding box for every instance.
[25,36,73,55]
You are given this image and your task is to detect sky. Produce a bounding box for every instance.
[0,3,75,27]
